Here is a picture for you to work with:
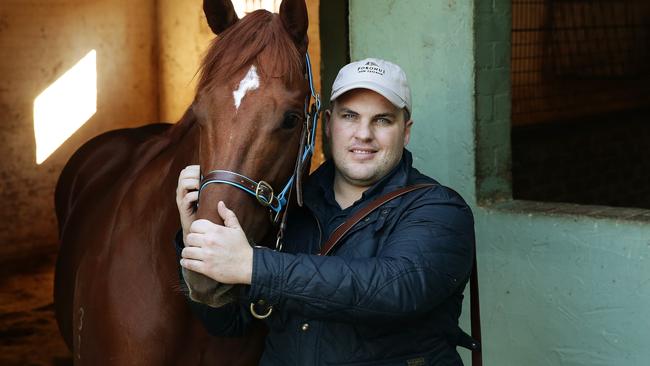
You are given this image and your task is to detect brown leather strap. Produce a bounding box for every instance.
[319,183,482,365]
[471,251,482,365]
[200,170,279,209]
[319,184,435,256]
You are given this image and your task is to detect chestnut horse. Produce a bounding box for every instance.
[54,0,317,364]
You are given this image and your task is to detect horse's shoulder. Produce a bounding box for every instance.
[55,123,172,231]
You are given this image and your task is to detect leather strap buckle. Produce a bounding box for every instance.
[255,180,274,207]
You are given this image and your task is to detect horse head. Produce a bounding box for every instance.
[183,0,312,307]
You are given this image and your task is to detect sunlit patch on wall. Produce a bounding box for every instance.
[33,50,97,165]
[233,0,281,18]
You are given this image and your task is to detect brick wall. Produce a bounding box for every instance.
[475,0,513,202]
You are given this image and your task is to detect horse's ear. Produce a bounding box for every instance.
[279,0,309,53]
[203,0,239,35]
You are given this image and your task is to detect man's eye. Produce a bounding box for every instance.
[376,118,392,125]
[281,113,302,129]
[342,113,355,120]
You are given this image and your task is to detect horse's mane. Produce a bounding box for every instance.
[166,10,303,143]
[198,9,304,92]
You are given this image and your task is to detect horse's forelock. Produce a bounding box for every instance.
[197,10,304,93]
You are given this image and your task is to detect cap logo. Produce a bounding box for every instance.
[357,61,385,76]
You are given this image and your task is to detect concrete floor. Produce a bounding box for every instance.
[0,253,72,366]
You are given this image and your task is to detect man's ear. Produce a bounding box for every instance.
[324,109,332,139]
[403,119,413,146]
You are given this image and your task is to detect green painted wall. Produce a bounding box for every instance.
[349,0,476,199]
[479,206,650,365]
[348,1,650,365]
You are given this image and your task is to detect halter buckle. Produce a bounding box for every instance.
[255,180,275,207]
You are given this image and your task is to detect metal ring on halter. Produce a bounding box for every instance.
[275,238,283,252]
[275,234,283,251]
[255,180,274,207]
[272,208,282,225]
[250,302,273,319]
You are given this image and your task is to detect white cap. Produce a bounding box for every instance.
[330,58,412,114]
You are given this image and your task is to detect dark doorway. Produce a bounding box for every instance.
[319,0,349,159]
[511,0,650,209]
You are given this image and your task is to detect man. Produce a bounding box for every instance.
[176,58,475,365]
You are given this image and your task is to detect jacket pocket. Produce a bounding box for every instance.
[345,207,392,241]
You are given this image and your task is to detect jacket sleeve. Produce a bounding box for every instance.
[247,190,475,324]
[174,230,254,337]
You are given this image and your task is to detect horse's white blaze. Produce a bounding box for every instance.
[233,65,259,110]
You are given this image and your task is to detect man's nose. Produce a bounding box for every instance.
[353,120,373,141]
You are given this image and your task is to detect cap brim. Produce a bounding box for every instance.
[330,81,408,112]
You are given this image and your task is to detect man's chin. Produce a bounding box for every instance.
[342,172,380,187]
[335,162,382,185]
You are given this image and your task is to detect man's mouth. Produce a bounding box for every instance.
[348,147,378,159]
[350,149,375,154]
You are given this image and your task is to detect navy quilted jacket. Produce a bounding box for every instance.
[178,149,475,365]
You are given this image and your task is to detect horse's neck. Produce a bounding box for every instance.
[126,107,199,200]
[165,107,200,172]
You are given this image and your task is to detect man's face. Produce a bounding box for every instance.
[326,88,413,188]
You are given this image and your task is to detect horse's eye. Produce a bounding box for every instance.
[281,112,302,130]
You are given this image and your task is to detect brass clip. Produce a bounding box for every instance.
[255,180,274,207]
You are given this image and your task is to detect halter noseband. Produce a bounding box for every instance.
[197,53,321,246]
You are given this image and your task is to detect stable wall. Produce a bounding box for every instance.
[0,0,159,259]
[349,1,650,365]
[157,0,213,123]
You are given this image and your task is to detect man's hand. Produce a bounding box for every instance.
[175,165,200,243]
[180,201,253,285]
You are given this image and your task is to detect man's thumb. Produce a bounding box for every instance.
[218,201,242,230]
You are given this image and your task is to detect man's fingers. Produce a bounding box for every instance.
[181,247,205,261]
[189,219,220,235]
[182,191,199,209]
[177,165,201,197]
[180,258,205,273]
[179,165,200,180]
[218,201,242,230]
[185,232,203,247]
[180,178,200,191]
[186,232,216,247]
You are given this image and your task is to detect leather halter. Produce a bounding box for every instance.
[198,53,321,250]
